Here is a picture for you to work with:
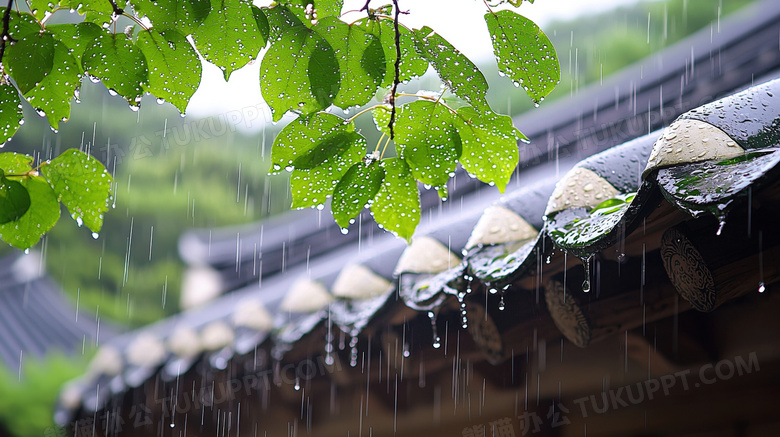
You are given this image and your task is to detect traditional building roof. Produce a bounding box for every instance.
[56,2,780,435]
[0,251,110,372]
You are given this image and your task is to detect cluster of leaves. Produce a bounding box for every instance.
[0,0,559,246]
[0,150,112,248]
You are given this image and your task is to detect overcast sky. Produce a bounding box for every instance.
[185,0,643,118]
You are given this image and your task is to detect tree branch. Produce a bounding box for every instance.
[107,0,124,16]
[0,0,17,65]
[388,0,401,140]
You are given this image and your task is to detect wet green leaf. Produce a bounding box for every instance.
[0,172,31,224]
[47,22,103,74]
[315,16,385,108]
[5,32,55,94]
[260,24,339,121]
[289,142,364,209]
[394,101,461,187]
[82,32,148,107]
[358,17,428,88]
[454,106,524,192]
[0,9,40,37]
[0,83,23,144]
[60,0,127,24]
[133,0,210,34]
[413,26,489,111]
[271,113,363,172]
[0,176,60,249]
[251,6,271,43]
[371,158,420,241]
[279,0,342,23]
[332,161,385,228]
[191,0,265,80]
[263,4,305,41]
[0,153,33,174]
[137,29,202,113]
[40,149,113,233]
[24,37,81,129]
[485,10,559,104]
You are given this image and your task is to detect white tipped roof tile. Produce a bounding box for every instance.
[280,279,333,313]
[394,236,462,275]
[332,264,391,299]
[644,119,744,175]
[201,321,235,351]
[126,334,166,367]
[233,300,274,331]
[546,167,620,216]
[465,206,538,249]
[167,326,202,358]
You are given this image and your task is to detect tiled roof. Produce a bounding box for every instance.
[56,1,780,431]
[0,251,111,372]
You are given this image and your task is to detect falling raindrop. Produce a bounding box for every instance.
[581,255,593,293]
[498,296,506,311]
[428,311,441,349]
[758,282,766,293]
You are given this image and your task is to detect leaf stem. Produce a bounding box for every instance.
[39,6,62,26]
[123,12,149,31]
[396,92,459,117]
[387,0,401,140]
[346,104,386,123]
[374,132,387,153]
[379,133,392,159]
[0,0,17,65]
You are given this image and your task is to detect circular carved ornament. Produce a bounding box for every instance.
[661,227,717,312]
[544,279,591,348]
[466,302,504,364]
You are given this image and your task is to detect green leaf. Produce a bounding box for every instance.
[24,38,81,129]
[40,149,113,233]
[47,22,103,74]
[29,0,56,21]
[59,0,127,24]
[485,10,559,104]
[263,4,305,41]
[271,112,362,172]
[314,16,385,109]
[394,101,461,187]
[453,106,524,192]
[137,29,201,113]
[358,18,428,88]
[313,0,343,19]
[278,0,342,24]
[260,24,339,121]
[331,161,385,228]
[371,158,420,241]
[0,83,23,144]
[133,0,210,34]
[5,32,56,94]
[82,32,148,107]
[1,9,40,37]
[412,26,489,111]
[191,0,265,81]
[251,6,271,43]
[0,176,60,249]
[0,172,31,224]
[289,142,364,209]
[0,153,33,174]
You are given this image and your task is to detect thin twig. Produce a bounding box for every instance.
[388,0,401,140]
[0,0,17,65]
[358,0,371,12]
[123,12,149,31]
[107,0,124,16]
[346,103,386,123]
